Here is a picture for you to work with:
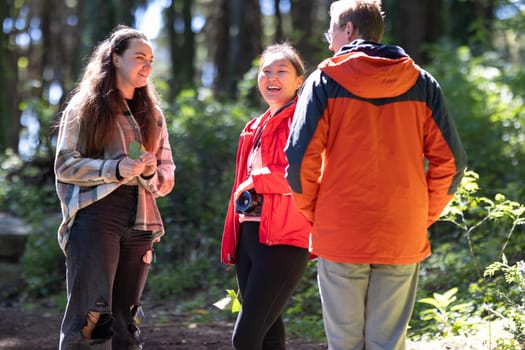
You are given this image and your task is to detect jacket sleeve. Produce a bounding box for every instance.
[424,73,467,225]
[252,167,291,194]
[285,71,329,222]
[54,106,120,186]
[221,127,250,264]
[138,108,175,197]
[253,117,296,195]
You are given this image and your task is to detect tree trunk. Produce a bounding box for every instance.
[448,0,496,55]
[290,0,322,69]
[167,0,196,100]
[384,0,445,65]
[274,0,284,43]
[208,0,261,99]
[0,1,20,153]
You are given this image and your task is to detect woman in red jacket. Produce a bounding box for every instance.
[221,43,311,350]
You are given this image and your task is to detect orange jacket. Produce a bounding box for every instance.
[285,40,466,264]
[221,99,311,264]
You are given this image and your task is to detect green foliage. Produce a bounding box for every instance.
[484,256,525,347]
[213,289,241,313]
[147,255,235,300]
[0,150,57,219]
[426,44,525,201]
[417,287,477,337]
[286,261,322,320]
[210,260,325,342]
[411,170,524,346]
[0,148,63,297]
[161,87,253,240]
[128,140,144,160]
[439,170,525,272]
[285,261,325,341]
[20,213,65,297]
[147,87,252,304]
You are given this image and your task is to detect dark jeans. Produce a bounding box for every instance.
[59,186,153,350]
[233,222,309,350]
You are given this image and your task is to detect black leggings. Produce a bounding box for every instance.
[233,222,309,350]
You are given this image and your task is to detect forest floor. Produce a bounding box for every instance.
[1,296,517,350]
[0,295,329,350]
[0,261,518,350]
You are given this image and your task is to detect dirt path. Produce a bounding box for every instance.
[0,258,327,350]
[1,298,504,350]
[0,302,328,350]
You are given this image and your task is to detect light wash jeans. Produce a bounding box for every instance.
[317,258,419,350]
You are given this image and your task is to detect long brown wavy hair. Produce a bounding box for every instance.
[62,25,159,157]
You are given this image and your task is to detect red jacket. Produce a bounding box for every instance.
[285,40,466,265]
[221,99,311,264]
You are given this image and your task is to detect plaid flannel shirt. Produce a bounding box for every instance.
[54,95,175,253]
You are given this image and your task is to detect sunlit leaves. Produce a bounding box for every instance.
[213,289,241,313]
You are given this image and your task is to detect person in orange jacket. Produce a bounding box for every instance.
[221,43,311,349]
[285,1,467,349]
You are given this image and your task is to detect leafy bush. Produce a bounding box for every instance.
[426,44,525,201]
[146,88,254,303]
[285,261,325,341]
[410,170,524,346]
[417,287,477,338]
[0,150,57,219]
[485,256,525,347]
[0,149,64,297]
[21,213,65,297]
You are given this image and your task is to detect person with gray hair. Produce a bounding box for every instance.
[285,1,466,349]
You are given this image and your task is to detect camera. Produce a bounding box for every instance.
[235,189,263,216]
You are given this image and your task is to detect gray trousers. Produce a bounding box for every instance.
[317,259,419,350]
[59,186,153,350]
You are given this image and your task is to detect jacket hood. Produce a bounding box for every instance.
[319,40,420,99]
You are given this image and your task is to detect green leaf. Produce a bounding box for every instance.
[129,140,144,160]
[213,296,232,310]
[213,289,241,313]
[231,298,241,313]
[418,297,441,308]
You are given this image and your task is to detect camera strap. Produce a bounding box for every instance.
[247,99,295,176]
[252,99,294,151]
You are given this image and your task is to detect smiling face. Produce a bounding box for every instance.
[113,38,153,99]
[257,53,304,115]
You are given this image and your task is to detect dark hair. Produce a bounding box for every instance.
[62,25,158,157]
[331,0,385,43]
[258,43,306,79]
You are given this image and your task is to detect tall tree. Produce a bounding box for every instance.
[448,0,496,55]
[206,0,262,99]
[166,0,196,100]
[384,0,445,64]
[273,0,284,42]
[290,0,330,69]
[0,0,19,152]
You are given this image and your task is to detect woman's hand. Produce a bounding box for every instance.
[119,157,146,178]
[140,152,157,177]
[234,177,254,201]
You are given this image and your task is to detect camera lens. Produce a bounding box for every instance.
[235,191,254,213]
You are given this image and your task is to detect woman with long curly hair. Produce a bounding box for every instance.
[54,25,175,349]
